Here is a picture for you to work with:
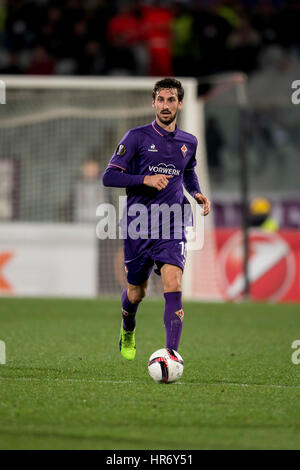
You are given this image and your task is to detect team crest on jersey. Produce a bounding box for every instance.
[116,144,126,156]
[181,144,188,158]
[175,308,184,322]
[148,143,158,152]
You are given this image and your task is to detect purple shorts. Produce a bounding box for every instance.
[124,236,187,286]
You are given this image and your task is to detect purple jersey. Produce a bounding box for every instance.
[107,120,199,240]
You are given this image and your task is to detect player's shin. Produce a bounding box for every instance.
[121,289,140,331]
[163,292,184,351]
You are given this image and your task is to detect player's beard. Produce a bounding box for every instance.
[157,110,177,126]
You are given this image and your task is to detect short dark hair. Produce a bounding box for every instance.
[152,78,184,102]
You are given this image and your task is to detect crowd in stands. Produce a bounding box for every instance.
[0,0,299,77]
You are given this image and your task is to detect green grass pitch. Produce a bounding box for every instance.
[0,297,300,450]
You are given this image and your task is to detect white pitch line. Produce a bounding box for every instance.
[177,382,300,390]
[0,376,136,385]
[0,376,299,389]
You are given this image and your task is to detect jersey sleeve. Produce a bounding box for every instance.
[183,137,201,196]
[184,136,198,171]
[107,129,138,173]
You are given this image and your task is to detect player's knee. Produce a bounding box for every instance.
[163,279,182,292]
[128,286,147,304]
[161,265,182,293]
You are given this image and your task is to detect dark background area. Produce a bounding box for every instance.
[0,0,299,78]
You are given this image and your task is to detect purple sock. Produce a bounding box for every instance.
[121,289,139,331]
[163,292,184,351]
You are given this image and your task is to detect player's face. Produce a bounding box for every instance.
[152,88,183,127]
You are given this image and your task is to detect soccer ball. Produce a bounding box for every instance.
[148,348,184,383]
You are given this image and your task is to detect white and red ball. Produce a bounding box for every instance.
[148,348,184,383]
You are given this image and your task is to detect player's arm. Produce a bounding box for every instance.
[102,130,172,190]
[183,167,201,198]
[102,167,172,190]
[183,138,211,216]
[183,169,210,216]
[102,167,144,187]
[102,129,143,188]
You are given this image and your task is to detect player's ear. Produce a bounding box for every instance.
[178,100,183,110]
[152,99,155,108]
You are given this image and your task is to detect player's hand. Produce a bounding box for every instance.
[143,174,173,191]
[194,193,211,216]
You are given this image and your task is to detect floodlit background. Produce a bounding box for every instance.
[0,0,299,302]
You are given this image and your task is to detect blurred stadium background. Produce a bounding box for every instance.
[0,0,299,302]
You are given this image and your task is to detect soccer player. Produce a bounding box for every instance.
[102,78,210,360]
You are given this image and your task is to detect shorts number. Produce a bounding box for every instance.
[179,241,186,260]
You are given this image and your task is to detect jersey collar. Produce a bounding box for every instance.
[152,120,178,138]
